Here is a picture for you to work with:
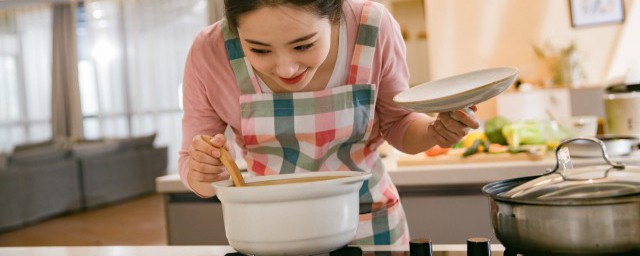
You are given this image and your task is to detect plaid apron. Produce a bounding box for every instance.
[222,1,409,245]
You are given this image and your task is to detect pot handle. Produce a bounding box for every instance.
[547,137,625,176]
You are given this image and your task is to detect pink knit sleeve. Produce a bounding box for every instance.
[374,5,424,153]
[178,30,228,197]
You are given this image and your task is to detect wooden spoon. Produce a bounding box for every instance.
[216,147,346,187]
[244,175,346,187]
[217,147,245,187]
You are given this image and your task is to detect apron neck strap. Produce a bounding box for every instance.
[348,1,383,85]
[222,20,260,94]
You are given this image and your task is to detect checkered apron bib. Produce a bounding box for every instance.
[221,1,409,245]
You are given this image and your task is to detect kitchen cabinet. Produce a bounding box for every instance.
[496,87,608,122]
[496,88,571,121]
[156,153,640,245]
[162,193,227,245]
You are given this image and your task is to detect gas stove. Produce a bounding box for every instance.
[225,247,468,256]
[224,239,502,256]
[225,241,640,256]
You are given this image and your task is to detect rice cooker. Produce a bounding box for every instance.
[604,83,640,137]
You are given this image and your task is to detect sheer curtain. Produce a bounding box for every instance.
[79,0,208,171]
[0,6,52,152]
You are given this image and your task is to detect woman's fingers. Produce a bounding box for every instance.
[449,109,480,129]
[188,133,231,183]
[210,134,227,148]
[188,145,219,164]
[429,122,459,147]
[209,134,232,158]
[430,105,481,147]
[189,168,229,182]
[188,154,224,173]
[192,135,217,155]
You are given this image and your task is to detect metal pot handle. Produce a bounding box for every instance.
[547,137,625,177]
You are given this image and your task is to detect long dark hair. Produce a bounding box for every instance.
[224,0,343,32]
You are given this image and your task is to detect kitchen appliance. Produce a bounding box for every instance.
[604,83,640,137]
[212,171,370,256]
[563,135,638,157]
[483,137,640,255]
[225,238,496,256]
[224,239,640,256]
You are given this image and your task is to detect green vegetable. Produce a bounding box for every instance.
[482,139,491,153]
[501,121,547,147]
[507,146,529,154]
[462,139,482,157]
[484,116,510,145]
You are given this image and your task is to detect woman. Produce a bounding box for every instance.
[179,0,479,245]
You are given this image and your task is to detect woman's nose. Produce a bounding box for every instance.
[275,56,298,78]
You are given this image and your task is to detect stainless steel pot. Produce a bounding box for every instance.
[482,137,640,254]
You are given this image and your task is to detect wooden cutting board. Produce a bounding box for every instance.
[396,152,547,166]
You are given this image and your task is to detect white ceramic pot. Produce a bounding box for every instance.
[212,171,371,256]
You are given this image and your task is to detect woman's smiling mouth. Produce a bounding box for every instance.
[279,70,307,85]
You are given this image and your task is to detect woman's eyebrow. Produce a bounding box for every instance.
[287,32,317,44]
[244,32,317,46]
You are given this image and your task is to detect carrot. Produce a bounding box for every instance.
[488,143,509,153]
[425,145,450,157]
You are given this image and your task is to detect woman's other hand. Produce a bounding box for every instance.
[429,105,480,148]
[187,134,231,196]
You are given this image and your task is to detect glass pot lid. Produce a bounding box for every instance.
[501,137,640,200]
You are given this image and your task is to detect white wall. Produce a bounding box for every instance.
[424,0,636,120]
[606,1,640,84]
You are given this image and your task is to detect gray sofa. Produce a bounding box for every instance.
[0,142,82,231]
[0,134,168,232]
[78,139,168,209]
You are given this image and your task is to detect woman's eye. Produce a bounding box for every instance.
[250,48,271,54]
[294,43,314,51]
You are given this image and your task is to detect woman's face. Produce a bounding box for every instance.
[236,5,333,92]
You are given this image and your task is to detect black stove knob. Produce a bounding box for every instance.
[409,238,433,256]
[467,237,491,256]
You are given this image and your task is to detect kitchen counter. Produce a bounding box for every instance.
[388,151,640,189]
[155,151,640,245]
[157,151,640,193]
[0,244,506,256]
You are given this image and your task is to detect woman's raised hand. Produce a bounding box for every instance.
[429,105,480,148]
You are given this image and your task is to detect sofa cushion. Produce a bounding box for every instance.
[12,140,54,153]
[10,145,70,165]
[116,133,157,150]
[72,141,120,158]
[0,153,7,171]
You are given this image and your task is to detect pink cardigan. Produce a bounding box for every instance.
[179,0,421,192]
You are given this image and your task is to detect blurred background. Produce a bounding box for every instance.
[1,0,639,171]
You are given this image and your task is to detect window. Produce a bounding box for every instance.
[77,0,208,171]
[1,1,208,173]
[0,6,52,152]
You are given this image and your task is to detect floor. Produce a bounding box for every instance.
[0,193,167,246]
